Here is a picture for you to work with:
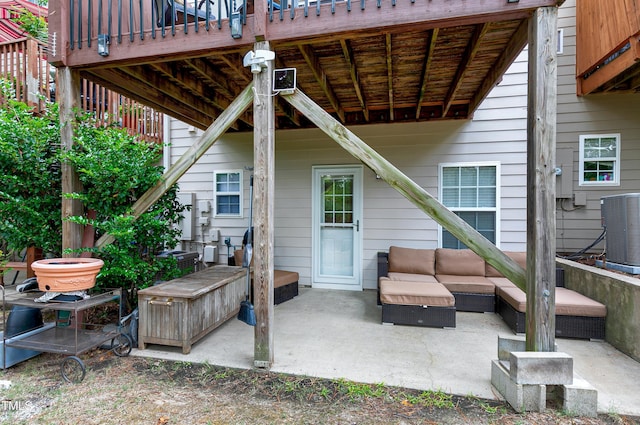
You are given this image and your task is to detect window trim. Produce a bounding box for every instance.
[213,169,243,217]
[578,133,620,187]
[438,162,501,249]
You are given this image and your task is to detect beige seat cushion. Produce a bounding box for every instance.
[555,287,606,317]
[274,270,298,289]
[435,248,485,276]
[435,275,496,294]
[489,277,519,292]
[379,278,454,307]
[485,251,527,277]
[388,246,436,275]
[498,286,527,312]
[387,272,438,283]
[499,286,607,318]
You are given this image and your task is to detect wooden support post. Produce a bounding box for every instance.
[281,89,526,289]
[95,84,254,249]
[25,246,43,278]
[253,0,268,41]
[25,38,40,108]
[526,7,558,352]
[58,67,84,255]
[252,41,275,369]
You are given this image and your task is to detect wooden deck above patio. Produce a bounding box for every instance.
[576,0,640,95]
[48,0,563,131]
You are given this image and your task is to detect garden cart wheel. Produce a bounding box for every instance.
[61,356,86,383]
[111,333,133,357]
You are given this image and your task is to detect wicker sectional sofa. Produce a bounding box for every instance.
[377,246,607,339]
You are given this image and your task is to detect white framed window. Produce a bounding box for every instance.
[439,162,500,249]
[213,170,243,217]
[579,134,620,186]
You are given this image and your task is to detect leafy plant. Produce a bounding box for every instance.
[0,83,187,306]
[9,3,48,42]
[0,82,62,256]
[62,113,188,304]
[399,389,455,409]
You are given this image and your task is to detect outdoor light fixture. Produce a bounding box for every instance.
[243,49,276,74]
[97,34,110,57]
[230,12,242,39]
[506,0,519,3]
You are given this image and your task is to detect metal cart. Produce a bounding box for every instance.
[2,288,131,382]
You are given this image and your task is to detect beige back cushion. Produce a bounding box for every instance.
[485,251,527,277]
[388,246,436,275]
[435,248,485,276]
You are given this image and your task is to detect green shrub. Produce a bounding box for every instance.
[0,84,62,255]
[0,83,187,305]
[63,114,188,303]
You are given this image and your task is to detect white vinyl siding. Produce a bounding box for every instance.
[578,134,620,186]
[439,163,500,249]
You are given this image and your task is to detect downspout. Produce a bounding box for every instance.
[162,114,171,172]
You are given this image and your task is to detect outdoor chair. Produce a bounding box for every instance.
[153,0,216,27]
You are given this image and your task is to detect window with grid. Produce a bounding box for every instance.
[440,164,498,249]
[213,170,242,216]
[579,134,620,186]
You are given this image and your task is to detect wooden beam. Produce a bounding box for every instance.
[152,60,251,128]
[468,19,529,114]
[385,33,394,121]
[282,88,526,289]
[442,23,489,117]
[340,38,369,122]
[298,44,346,122]
[58,67,84,255]
[252,41,275,369]
[526,6,558,352]
[600,63,640,93]
[578,36,640,95]
[119,65,223,121]
[94,83,254,248]
[59,0,559,68]
[183,58,239,100]
[83,69,212,129]
[219,53,254,83]
[416,28,439,119]
[264,0,558,48]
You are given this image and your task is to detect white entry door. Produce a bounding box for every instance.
[312,166,363,290]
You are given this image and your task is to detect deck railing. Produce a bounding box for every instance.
[0,37,52,113]
[0,37,163,144]
[65,0,364,52]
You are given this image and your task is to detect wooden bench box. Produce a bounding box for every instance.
[138,265,247,354]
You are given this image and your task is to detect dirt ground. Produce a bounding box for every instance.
[0,350,638,425]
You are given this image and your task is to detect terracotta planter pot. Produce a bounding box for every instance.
[31,258,104,292]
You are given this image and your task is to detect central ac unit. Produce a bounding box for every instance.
[601,193,640,266]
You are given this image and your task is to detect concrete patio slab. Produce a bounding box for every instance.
[131,287,640,416]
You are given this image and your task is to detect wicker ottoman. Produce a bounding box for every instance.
[274,270,299,304]
[379,278,456,328]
